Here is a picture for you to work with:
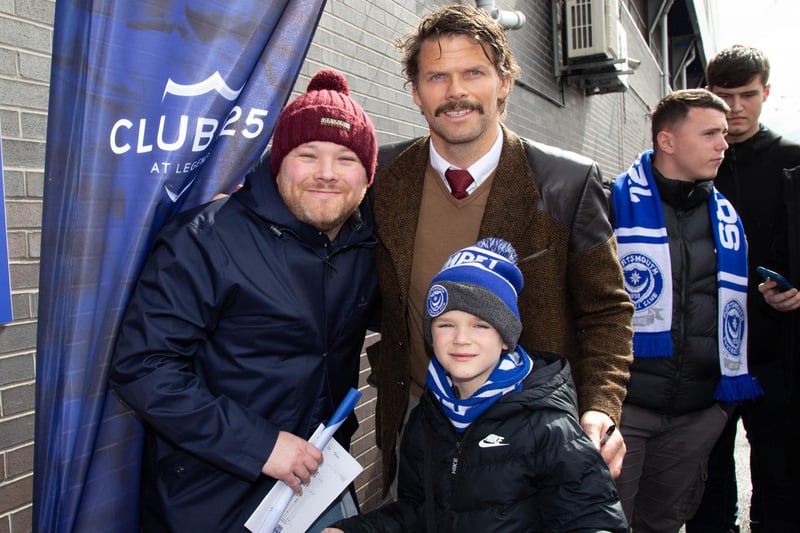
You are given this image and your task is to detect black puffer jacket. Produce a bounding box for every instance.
[622,173,721,415]
[333,352,627,533]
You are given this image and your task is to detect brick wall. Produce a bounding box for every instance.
[0,0,54,530]
[0,0,667,529]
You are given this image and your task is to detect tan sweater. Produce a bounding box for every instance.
[407,165,495,395]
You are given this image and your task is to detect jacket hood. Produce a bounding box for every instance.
[485,351,579,421]
[726,125,782,162]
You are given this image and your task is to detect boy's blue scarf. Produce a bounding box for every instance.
[427,347,533,432]
[613,151,762,402]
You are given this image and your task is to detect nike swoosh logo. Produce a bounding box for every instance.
[479,440,510,448]
[478,434,510,448]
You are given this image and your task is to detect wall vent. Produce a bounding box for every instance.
[565,0,621,61]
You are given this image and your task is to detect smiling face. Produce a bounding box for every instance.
[412,34,511,168]
[655,106,729,182]
[707,76,769,144]
[430,309,507,399]
[276,141,368,240]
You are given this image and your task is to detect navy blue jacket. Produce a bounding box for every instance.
[333,352,627,532]
[110,157,379,532]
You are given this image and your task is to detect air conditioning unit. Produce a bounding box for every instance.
[565,0,621,61]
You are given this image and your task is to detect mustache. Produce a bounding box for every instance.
[434,100,484,117]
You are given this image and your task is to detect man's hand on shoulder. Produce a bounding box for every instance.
[261,431,324,494]
[580,410,625,478]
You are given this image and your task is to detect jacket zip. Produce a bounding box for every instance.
[672,207,689,403]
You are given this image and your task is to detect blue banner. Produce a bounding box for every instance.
[33,1,326,531]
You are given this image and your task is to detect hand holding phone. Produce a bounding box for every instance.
[756,266,795,291]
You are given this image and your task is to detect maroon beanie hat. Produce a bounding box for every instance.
[270,69,378,184]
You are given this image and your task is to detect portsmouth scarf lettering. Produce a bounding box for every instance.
[613,150,762,401]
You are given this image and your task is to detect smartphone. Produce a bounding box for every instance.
[756,266,795,291]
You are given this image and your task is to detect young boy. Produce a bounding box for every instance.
[325,238,627,532]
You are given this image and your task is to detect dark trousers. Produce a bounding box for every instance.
[687,360,797,533]
[616,402,727,533]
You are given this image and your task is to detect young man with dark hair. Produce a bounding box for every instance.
[612,89,763,532]
[687,44,800,533]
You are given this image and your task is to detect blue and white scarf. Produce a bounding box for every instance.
[613,150,762,401]
[426,347,533,432]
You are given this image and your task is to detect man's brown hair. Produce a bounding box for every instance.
[396,4,521,112]
[650,89,730,149]
[706,45,770,88]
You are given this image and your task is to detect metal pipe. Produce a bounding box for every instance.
[475,0,526,30]
[661,12,670,96]
[648,0,675,45]
[672,42,696,89]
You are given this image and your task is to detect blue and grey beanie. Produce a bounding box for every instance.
[424,237,524,349]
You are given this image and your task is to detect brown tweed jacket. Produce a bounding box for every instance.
[367,126,633,493]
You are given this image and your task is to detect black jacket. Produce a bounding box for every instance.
[714,126,800,364]
[618,173,722,415]
[783,165,800,477]
[110,157,379,532]
[334,352,627,533]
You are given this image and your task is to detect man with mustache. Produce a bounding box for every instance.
[367,4,634,497]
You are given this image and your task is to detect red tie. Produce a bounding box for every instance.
[444,168,474,200]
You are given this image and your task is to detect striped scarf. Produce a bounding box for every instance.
[426,347,533,432]
[613,150,762,401]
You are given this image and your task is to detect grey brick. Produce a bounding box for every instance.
[0,414,34,451]
[6,444,34,479]
[9,263,39,291]
[0,48,16,76]
[0,473,33,515]
[11,293,31,320]
[10,505,32,533]
[0,110,20,137]
[0,355,34,387]
[1,383,35,417]
[0,79,50,110]
[5,202,42,229]
[5,232,28,258]
[3,171,25,198]
[20,112,47,140]
[19,51,51,83]
[0,321,37,354]
[0,19,51,54]
[1,138,46,169]
[27,232,41,259]
[26,172,44,198]
[17,0,56,26]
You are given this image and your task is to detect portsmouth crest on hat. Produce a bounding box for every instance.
[427,284,448,318]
